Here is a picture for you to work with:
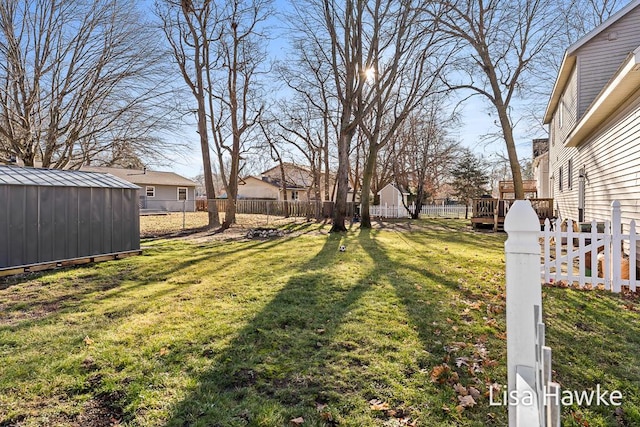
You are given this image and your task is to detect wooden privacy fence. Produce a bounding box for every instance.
[540,201,638,293]
[369,204,467,218]
[505,201,560,427]
[196,199,356,219]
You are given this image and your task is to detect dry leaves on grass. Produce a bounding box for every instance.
[289,416,304,425]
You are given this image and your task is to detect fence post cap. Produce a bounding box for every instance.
[504,200,539,233]
[611,200,621,208]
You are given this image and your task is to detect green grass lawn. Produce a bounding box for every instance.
[1,219,639,426]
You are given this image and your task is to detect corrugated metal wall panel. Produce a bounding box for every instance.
[39,186,55,262]
[67,187,79,259]
[24,186,39,265]
[78,187,92,258]
[112,189,123,251]
[0,186,8,267]
[103,189,113,253]
[8,186,26,267]
[53,187,68,262]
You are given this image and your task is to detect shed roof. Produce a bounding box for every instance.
[0,165,139,189]
[81,166,196,187]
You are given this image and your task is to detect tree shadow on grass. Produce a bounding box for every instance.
[162,232,397,426]
[0,236,296,329]
[356,228,509,426]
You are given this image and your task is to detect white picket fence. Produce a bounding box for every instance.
[540,201,638,293]
[505,201,560,427]
[369,203,466,218]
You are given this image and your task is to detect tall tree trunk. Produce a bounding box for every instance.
[331,130,354,232]
[360,145,378,228]
[197,96,221,228]
[222,135,241,229]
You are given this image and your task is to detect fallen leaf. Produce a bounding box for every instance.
[454,383,468,395]
[320,412,333,421]
[430,364,451,383]
[469,386,481,400]
[369,399,390,411]
[159,347,169,356]
[455,404,465,413]
[83,336,94,346]
[458,394,476,408]
[290,416,304,425]
[455,357,469,367]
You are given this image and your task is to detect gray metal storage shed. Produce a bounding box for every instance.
[0,165,141,273]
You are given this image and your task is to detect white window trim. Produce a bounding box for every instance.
[177,187,188,201]
[146,186,155,197]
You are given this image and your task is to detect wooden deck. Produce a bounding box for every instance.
[471,198,554,231]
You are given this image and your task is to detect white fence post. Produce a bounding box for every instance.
[611,201,622,292]
[505,201,543,426]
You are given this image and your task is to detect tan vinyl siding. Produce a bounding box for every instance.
[574,5,640,119]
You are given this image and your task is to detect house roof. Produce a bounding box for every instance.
[379,182,410,195]
[563,46,640,147]
[81,166,196,187]
[0,165,139,189]
[241,175,306,190]
[261,163,313,188]
[543,0,640,124]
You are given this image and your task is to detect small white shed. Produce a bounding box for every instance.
[377,183,409,207]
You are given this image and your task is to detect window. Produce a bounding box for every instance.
[558,100,563,129]
[291,191,299,200]
[177,187,188,201]
[558,166,563,192]
[146,186,155,197]
[567,159,573,190]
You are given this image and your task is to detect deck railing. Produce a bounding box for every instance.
[472,198,553,219]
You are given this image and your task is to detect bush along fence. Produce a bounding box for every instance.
[505,201,561,427]
[541,200,638,293]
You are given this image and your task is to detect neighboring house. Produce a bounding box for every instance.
[236,176,281,200]
[378,183,410,207]
[238,163,332,202]
[543,0,640,225]
[81,166,196,212]
[532,139,551,199]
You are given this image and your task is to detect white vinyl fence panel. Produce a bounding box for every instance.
[540,201,638,293]
[369,204,466,218]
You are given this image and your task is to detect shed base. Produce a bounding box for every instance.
[0,250,143,277]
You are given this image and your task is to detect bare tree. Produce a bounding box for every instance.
[205,0,271,230]
[429,0,564,199]
[275,39,339,203]
[288,0,374,232]
[392,105,459,219]
[157,0,220,228]
[357,0,451,228]
[0,0,175,169]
